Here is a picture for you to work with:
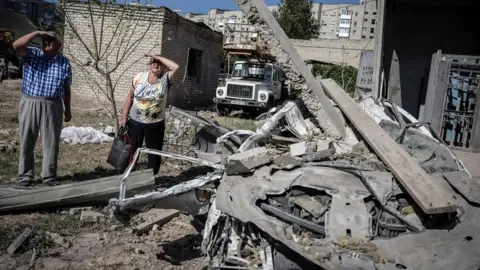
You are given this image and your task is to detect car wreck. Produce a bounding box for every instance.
[106,0,480,268]
[108,88,480,269]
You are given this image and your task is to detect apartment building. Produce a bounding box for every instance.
[320,0,377,40]
[184,1,377,41]
[185,8,257,51]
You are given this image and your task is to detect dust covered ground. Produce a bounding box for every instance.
[0,80,221,270]
[0,212,205,270]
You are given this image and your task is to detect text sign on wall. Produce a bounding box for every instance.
[356,50,374,90]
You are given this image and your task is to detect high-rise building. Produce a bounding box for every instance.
[184,2,377,41]
[320,1,377,40]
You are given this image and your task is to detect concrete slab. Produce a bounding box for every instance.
[135,209,180,234]
[453,150,480,178]
[226,147,271,175]
[316,140,334,152]
[80,210,106,223]
[290,141,307,157]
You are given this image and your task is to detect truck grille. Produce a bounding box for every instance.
[227,84,254,99]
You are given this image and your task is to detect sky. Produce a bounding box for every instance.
[149,0,360,14]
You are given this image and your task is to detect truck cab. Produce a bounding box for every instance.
[214,60,288,115]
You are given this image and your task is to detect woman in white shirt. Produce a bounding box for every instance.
[120,54,179,175]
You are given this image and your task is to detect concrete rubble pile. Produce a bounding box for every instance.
[3,1,480,269]
[108,94,480,269]
[108,1,480,269]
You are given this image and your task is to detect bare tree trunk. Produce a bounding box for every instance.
[106,75,120,133]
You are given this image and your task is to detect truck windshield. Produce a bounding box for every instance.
[231,62,272,80]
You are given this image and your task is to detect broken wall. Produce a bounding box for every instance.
[160,11,223,109]
[382,2,480,117]
[291,39,374,68]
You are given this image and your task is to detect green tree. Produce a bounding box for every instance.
[312,63,358,96]
[277,0,319,39]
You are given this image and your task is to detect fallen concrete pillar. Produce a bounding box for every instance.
[235,0,346,138]
[226,147,271,175]
[0,170,155,212]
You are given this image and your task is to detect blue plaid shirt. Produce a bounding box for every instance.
[19,46,72,99]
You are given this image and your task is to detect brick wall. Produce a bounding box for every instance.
[161,10,223,110]
[291,38,374,68]
[63,3,222,112]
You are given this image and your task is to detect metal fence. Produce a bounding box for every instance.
[425,51,480,152]
[162,112,199,156]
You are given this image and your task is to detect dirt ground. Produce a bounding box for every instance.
[0,80,214,270]
[0,79,257,270]
[0,212,205,270]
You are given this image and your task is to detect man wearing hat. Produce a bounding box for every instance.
[12,30,72,186]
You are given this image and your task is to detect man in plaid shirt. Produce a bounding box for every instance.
[13,31,72,186]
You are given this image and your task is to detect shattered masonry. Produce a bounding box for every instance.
[237,1,342,137]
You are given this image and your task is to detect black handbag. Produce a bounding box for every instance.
[107,127,132,173]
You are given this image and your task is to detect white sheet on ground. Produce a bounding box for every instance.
[60,126,113,145]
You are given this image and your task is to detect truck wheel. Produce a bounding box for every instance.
[215,104,227,116]
[266,98,275,112]
[281,87,289,101]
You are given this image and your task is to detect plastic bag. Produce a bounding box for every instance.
[106,127,132,173]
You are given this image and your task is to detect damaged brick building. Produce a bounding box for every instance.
[63,2,223,110]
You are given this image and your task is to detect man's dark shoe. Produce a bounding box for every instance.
[17,179,34,187]
[43,179,58,186]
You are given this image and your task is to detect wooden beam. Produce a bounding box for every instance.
[320,78,457,214]
[236,0,346,138]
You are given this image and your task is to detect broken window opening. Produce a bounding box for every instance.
[187,48,203,82]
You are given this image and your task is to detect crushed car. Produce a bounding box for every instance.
[108,93,480,270]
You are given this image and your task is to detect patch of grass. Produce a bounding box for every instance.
[0,87,114,184]
[215,116,257,132]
